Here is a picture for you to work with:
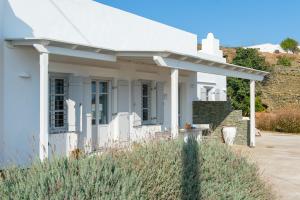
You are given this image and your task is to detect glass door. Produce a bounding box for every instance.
[91,80,110,149]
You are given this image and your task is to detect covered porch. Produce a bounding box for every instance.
[7,38,268,160]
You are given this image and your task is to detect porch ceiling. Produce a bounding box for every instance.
[6,38,269,81]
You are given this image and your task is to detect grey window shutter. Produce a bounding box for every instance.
[156,82,164,124]
[132,80,142,126]
[215,89,220,101]
[201,87,207,101]
[151,81,157,124]
[117,80,130,112]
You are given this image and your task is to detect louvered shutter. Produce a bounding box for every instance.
[156,82,164,124]
[151,81,157,124]
[117,80,130,112]
[131,80,142,126]
[117,80,130,142]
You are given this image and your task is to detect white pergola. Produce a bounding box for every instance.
[6,38,269,160]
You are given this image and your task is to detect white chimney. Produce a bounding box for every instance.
[198,33,226,63]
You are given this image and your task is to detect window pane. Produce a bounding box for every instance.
[142,84,148,96]
[99,94,108,124]
[55,96,64,110]
[99,82,108,93]
[55,79,64,94]
[55,111,64,127]
[91,81,96,93]
[143,109,149,121]
[142,97,148,108]
[91,94,96,125]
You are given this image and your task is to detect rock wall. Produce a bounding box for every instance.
[193,101,249,145]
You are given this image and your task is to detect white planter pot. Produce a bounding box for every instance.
[222,126,237,146]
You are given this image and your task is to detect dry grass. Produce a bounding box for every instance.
[257,105,300,133]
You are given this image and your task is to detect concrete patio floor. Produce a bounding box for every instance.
[249,132,300,200]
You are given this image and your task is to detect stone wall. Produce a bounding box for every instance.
[193,101,249,145]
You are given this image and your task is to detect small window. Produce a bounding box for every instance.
[49,76,68,133]
[142,82,151,124]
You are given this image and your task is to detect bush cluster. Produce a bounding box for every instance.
[228,48,269,116]
[277,56,292,66]
[257,105,300,133]
[0,140,273,199]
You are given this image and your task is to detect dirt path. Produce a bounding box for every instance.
[250,132,300,200]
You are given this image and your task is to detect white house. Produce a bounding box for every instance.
[0,0,268,167]
[245,43,300,54]
[246,43,285,53]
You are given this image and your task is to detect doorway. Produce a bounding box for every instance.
[91,80,111,149]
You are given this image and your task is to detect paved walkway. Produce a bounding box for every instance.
[250,132,300,200]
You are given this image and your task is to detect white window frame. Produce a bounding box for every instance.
[49,74,68,133]
[141,80,152,125]
[91,80,111,126]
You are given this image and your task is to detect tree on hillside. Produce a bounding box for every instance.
[227,48,269,116]
[280,38,299,54]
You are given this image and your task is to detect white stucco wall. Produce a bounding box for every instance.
[2,47,40,166]
[197,73,227,101]
[3,0,197,55]
[197,33,227,101]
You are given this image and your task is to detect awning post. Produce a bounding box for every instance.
[171,68,179,138]
[250,80,256,147]
[39,52,49,160]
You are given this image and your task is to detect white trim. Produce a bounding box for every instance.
[46,46,116,62]
[159,57,265,81]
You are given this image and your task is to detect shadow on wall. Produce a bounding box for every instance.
[1,1,35,167]
[181,137,200,200]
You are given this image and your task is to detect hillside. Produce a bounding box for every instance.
[221,47,300,111]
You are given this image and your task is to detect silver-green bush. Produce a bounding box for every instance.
[0,140,273,200]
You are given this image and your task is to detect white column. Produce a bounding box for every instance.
[250,80,256,147]
[83,77,92,153]
[85,113,92,153]
[39,52,49,160]
[171,69,179,138]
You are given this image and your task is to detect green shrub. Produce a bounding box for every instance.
[228,48,269,116]
[277,56,292,66]
[0,140,273,199]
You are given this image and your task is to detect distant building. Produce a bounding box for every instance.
[246,43,285,53]
[245,43,300,54]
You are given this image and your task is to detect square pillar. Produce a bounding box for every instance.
[82,77,92,153]
[250,80,256,147]
[39,52,49,160]
[171,69,179,138]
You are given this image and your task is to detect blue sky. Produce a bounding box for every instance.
[96,0,300,47]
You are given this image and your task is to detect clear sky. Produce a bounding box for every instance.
[95,0,300,47]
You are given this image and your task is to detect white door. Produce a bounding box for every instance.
[91,80,111,149]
